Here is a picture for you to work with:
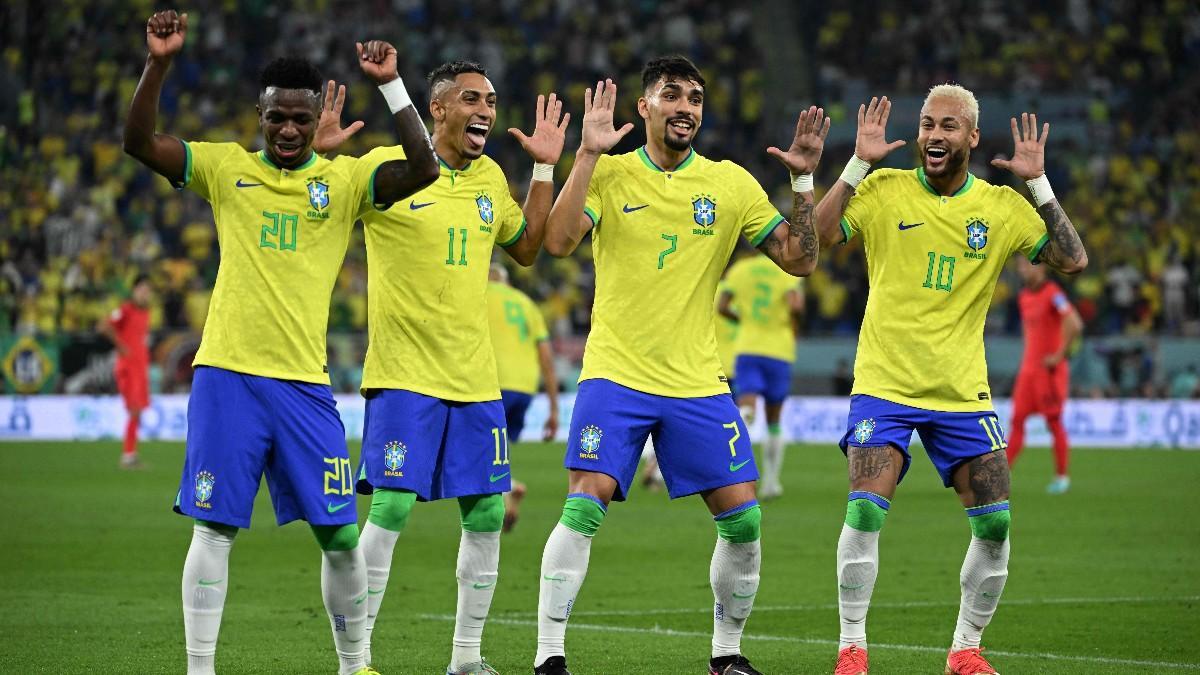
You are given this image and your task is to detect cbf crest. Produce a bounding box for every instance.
[475,192,494,225]
[194,470,215,508]
[578,425,603,460]
[307,178,330,212]
[852,418,876,445]
[692,193,717,227]
[383,440,407,476]
[966,219,989,251]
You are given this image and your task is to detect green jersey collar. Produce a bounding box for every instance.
[637,145,696,173]
[258,149,317,172]
[916,167,974,197]
[437,154,472,173]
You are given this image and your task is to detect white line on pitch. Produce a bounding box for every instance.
[418,613,1200,670]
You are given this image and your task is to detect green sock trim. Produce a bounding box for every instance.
[845,498,889,532]
[459,493,504,533]
[311,523,359,551]
[968,508,1011,542]
[715,505,761,543]
[560,496,606,537]
[195,519,237,536]
[767,423,781,435]
[367,488,417,532]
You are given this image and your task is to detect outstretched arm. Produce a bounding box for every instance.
[760,106,830,277]
[717,289,740,324]
[537,340,560,441]
[123,10,189,183]
[504,93,571,266]
[991,113,1087,275]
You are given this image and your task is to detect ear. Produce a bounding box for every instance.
[969,127,980,149]
[637,96,649,121]
[429,97,443,122]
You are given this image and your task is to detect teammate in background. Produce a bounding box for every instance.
[1006,255,1082,494]
[536,56,826,675]
[98,274,153,469]
[719,250,805,499]
[124,11,438,675]
[812,87,1087,675]
[486,262,561,531]
[317,62,567,674]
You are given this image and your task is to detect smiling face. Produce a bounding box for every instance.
[639,77,704,152]
[257,87,321,168]
[918,95,979,179]
[430,72,496,162]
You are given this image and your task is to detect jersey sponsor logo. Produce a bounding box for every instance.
[383,440,407,477]
[326,500,351,514]
[852,418,876,444]
[898,220,924,230]
[475,192,494,224]
[578,424,603,460]
[194,470,215,509]
[409,200,436,210]
[965,219,989,256]
[692,194,717,227]
[622,203,649,213]
[235,178,263,188]
[307,179,330,211]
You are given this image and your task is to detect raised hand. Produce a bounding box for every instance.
[767,105,831,175]
[314,80,366,154]
[854,96,906,164]
[356,40,398,86]
[991,112,1048,180]
[146,10,188,61]
[580,79,634,155]
[509,93,571,165]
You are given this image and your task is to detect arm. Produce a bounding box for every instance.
[537,340,560,441]
[96,315,128,356]
[788,288,805,338]
[991,113,1088,275]
[761,106,830,276]
[544,79,634,257]
[504,93,571,266]
[122,11,189,183]
[1044,305,1083,367]
[717,289,740,324]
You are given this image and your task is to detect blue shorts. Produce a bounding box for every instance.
[838,394,1009,487]
[566,379,755,501]
[734,354,791,405]
[174,366,355,529]
[357,389,510,501]
[501,390,534,442]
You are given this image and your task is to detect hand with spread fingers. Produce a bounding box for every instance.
[854,96,906,164]
[767,105,832,176]
[579,79,635,155]
[509,93,571,165]
[314,80,366,154]
[356,40,399,85]
[991,112,1049,180]
[145,10,188,61]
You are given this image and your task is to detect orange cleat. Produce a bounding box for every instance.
[834,644,868,674]
[945,647,999,674]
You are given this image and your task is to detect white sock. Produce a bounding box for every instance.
[535,523,593,668]
[451,530,501,670]
[322,547,368,675]
[837,524,880,649]
[739,404,756,429]
[710,537,761,658]
[952,537,1010,650]
[764,431,784,489]
[360,521,401,665]
[182,523,235,675]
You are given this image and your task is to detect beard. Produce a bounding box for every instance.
[663,128,693,152]
[923,145,969,176]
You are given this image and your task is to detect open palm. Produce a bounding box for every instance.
[991,113,1048,180]
[767,106,830,175]
[854,96,906,163]
[509,93,570,164]
[580,79,634,155]
[313,81,365,154]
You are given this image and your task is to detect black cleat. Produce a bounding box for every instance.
[709,654,762,675]
[534,656,571,675]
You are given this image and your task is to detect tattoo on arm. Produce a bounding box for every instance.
[848,446,894,482]
[790,193,818,263]
[1036,199,1085,272]
[965,451,1010,505]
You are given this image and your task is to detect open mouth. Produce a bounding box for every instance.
[464,122,490,151]
[925,145,949,168]
[275,141,303,159]
[668,118,695,135]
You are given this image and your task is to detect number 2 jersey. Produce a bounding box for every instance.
[179,142,382,384]
[581,146,785,397]
[841,167,1049,411]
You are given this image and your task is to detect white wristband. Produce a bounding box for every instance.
[532,163,555,182]
[791,173,814,193]
[1026,173,1055,207]
[378,77,412,114]
[839,155,871,189]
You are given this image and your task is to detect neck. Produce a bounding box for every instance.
[432,131,470,170]
[925,164,970,197]
[265,148,313,170]
[644,137,691,171]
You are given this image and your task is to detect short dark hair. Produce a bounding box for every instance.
[259,56,323,94]
[427,60,488,95]
[132,274,152,289]
[641,55,706,92]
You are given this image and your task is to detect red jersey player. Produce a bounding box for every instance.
[99,275,153,468]
[1007,256,1082,493]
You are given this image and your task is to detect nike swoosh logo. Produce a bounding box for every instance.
[367,588,385,595]
[982,591,1001,598]
[839,583,866,590]
[732,591,756,599]
[543,574,566,582]
[623,203,649,213]
[353,590,368,605]
[898,221,924,230]
[489,472,510,483]
[198,578,224,586]
[235,179,263,188]
[409,200,436,210]
[472,582,496,590]
[729,459,751,472]
[327,501,351,514]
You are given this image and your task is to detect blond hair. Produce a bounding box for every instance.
[924,83,979,129]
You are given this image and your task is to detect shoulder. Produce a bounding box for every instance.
[712,158,756,184]
[474,155,510,186]
[186,141,247,165]
[862,167,910,191]
[354,145,407,166]
[973,178,1028,210]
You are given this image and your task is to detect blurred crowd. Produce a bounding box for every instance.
[1,0,1197,395]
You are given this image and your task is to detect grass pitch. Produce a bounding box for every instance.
[1,440,1197,673]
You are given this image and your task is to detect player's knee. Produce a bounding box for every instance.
[194,519,237,542]
[311,523,359,551]
[368,488,417,533]
[845,491,890,532]
[715,501,761,543]
[459,493,504,533]
[560,493,607,537]
[967,502,1011,542]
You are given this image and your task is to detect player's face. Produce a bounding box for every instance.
[132,282,153,307]
[257,87,321,168]
[917,96,979,179]
[431,73,497,161]
[639,78,704,152]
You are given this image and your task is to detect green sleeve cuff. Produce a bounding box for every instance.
[839,217,853,244]
[173,139,193,191]
[582,206,599,227]
[1027,233,1050,263]
[368,162,395,210]
[499,217,528,248]
[750,213,786,247]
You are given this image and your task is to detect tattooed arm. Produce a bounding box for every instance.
[761,105,830,276]
[813,180,856,248]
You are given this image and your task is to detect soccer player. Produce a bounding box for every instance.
[1006,255,1082,494]
[318,62,568,674]
[719,250,805,499]
[812,87,1087,675]
[535,56,826,675]
[124,11,438,675]
[98,274,153,469]
[486,263,560,532]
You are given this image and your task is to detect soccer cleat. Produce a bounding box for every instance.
[352,668,382,675]
[533,656,571,675]
[834,644,868,674]
[119,453,144,469]
[709,654,762,675]
[449,660,499,675]
[944,647,998,674]
[1046,475,1070,494]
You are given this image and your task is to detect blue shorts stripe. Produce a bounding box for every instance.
[965,501,1011,517]
[848,490,891,510]
[714,499,759,521]
[566,492,608,512]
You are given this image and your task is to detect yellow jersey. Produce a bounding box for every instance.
[714,280,738,377]
[359,150,525,401]
[581,146,785,397]
[724,255,801,363]
[180,142,381,384]
[841,168,1049,411]
[487,282,549,395]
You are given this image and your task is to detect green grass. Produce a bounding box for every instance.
[1,441,1198,673]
